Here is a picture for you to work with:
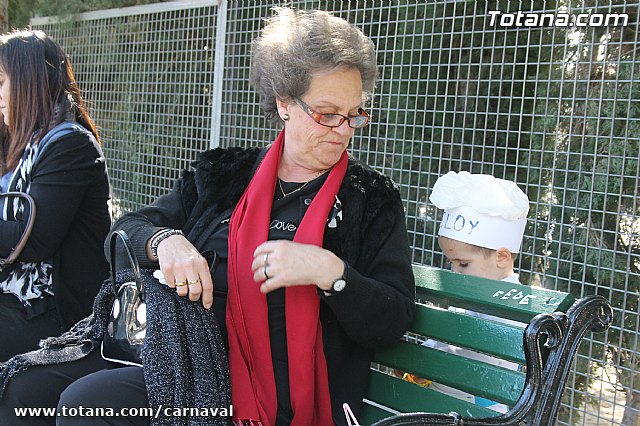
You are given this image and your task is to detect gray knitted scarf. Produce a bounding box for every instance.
[0,269,231,425]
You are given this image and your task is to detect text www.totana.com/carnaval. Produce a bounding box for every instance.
[13,405,233,419]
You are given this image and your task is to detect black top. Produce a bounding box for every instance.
[0,130,111,328]
[199,174,328,425]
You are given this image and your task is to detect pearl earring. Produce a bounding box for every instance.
[282,113,289,121]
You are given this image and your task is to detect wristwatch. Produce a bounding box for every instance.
[328,261,347,294]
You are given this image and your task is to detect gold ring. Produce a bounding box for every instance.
[175,281,188,287]
[188,279,201,285]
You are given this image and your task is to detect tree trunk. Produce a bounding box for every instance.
[621,386,640,426]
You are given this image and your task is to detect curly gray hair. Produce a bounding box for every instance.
[250,7,378,124]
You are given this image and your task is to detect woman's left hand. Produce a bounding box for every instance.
[252,240,344,294]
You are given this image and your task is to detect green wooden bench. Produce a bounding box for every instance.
[361,265,613,426]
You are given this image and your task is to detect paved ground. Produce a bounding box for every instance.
[582,365,626,425]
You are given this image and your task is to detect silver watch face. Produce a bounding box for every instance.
[332,279,346,292]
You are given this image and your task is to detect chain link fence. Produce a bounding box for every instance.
[32,0,639,423]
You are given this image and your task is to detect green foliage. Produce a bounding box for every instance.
[28,0,640,419]
[33,0,168,17]
[8,0,36,29]
[376,0,640,420]
[524,7,640,419]
[8,0,171,29]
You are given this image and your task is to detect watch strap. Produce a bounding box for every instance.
[327,260,348,294]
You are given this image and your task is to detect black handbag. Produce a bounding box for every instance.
[97,151,270,368]
[101,229,147,366]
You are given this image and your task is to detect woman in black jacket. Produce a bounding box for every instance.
[0,9,413,426]
[0,30,110,361]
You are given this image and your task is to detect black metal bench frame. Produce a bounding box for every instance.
[363,266,613,426]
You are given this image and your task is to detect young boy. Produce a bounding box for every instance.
[430,170,529,284]
[401,171,530,413]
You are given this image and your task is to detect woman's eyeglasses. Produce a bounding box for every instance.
[293,97,370,129]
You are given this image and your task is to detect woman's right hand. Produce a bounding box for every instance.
[155,235,214,309]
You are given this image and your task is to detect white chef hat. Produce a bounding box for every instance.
[429,171,530,253]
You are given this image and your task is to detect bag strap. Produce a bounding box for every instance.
[6,122,85,194]
[109,230,144,298]
[343,403,360,426]
[253,146,269,173]
[35,122,89,163]
[0,192,36,266]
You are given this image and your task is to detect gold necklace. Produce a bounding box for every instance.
[278,178,310,198]
[277,169,328,198]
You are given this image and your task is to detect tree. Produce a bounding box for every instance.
[0,0,7,33]
[525,1,640,421]
[8,0,169,29]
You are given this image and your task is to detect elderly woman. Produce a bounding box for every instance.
[0,8,414,426]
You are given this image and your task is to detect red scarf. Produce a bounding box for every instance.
[227,130,347,426]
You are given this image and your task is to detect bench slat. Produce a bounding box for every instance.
[373,340,525,405]
[410,305,526,363]
[359,401,395,426]
[364,370,495,422]
[413,265,575,323]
